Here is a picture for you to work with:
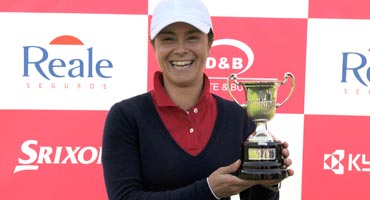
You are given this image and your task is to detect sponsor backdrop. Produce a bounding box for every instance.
[0,0,369,199]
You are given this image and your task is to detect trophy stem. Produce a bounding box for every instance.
[249,121,274,142]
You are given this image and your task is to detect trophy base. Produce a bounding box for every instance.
[238,141,288,180]
[239,165,288,180]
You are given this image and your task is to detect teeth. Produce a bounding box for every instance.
[171,60,192,67]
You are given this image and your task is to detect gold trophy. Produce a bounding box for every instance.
[227,72,295,180]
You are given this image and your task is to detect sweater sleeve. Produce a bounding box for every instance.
[102,102,218,200]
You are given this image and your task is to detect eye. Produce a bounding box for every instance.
[187,35,200,42]
[188,35,199,40]
[160,36,176,44]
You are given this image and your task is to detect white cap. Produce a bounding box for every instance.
[150,0,213,40]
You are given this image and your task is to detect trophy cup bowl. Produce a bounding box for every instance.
[227,72,295,180]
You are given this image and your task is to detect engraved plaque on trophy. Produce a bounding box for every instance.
[227,72,295,180]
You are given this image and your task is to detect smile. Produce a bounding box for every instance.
[170,60,193,67]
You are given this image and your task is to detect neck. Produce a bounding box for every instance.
[164,80,204,110]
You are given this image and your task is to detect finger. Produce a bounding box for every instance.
[218,159,241,174]
[284,158,292,167]
[282,148,290,158]
[287,168,294,176]
[282,141,289,148]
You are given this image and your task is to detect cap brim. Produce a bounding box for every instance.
[150,17,211,40]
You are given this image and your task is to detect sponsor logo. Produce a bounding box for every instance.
[23,35,113,90]
[324,149,370,175]
[205,38,255,93]
[323,149,345,174]
[206,39,254,75]
[14,139,101,173]
[341,49,370,95]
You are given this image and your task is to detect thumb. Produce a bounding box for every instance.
[219,159,241,174]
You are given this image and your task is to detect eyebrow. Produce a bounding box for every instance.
[158,29,202,36]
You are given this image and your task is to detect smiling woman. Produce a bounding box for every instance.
[102,0,293,200]
[152,22,211,109]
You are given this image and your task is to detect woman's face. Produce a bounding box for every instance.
[153,22,212,88]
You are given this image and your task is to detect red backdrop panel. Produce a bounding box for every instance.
[302,114,370,200]
[0,110,108,200]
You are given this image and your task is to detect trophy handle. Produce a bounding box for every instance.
[227,73,246,108]
[276,72,295,108]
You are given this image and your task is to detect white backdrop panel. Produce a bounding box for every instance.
[0,12,148,110]
[305,18,370,116]
[148,0,309,18]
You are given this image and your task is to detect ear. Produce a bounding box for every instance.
[150,39,155,49]
[208,40,213,52]
[208,40,213,50]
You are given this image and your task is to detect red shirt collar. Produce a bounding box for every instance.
[151,71,213,108]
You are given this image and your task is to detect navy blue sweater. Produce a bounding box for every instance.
[102,92,279,200]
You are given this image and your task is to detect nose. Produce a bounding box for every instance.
[173,40,189,55]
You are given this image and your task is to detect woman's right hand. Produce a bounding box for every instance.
[208,160,257,198]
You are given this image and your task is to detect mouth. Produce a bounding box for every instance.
[170,60,194,68]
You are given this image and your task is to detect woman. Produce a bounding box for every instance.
[102,0,293,199]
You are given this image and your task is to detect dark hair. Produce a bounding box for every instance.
[151,29,214,46]
[208,29,214,42]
